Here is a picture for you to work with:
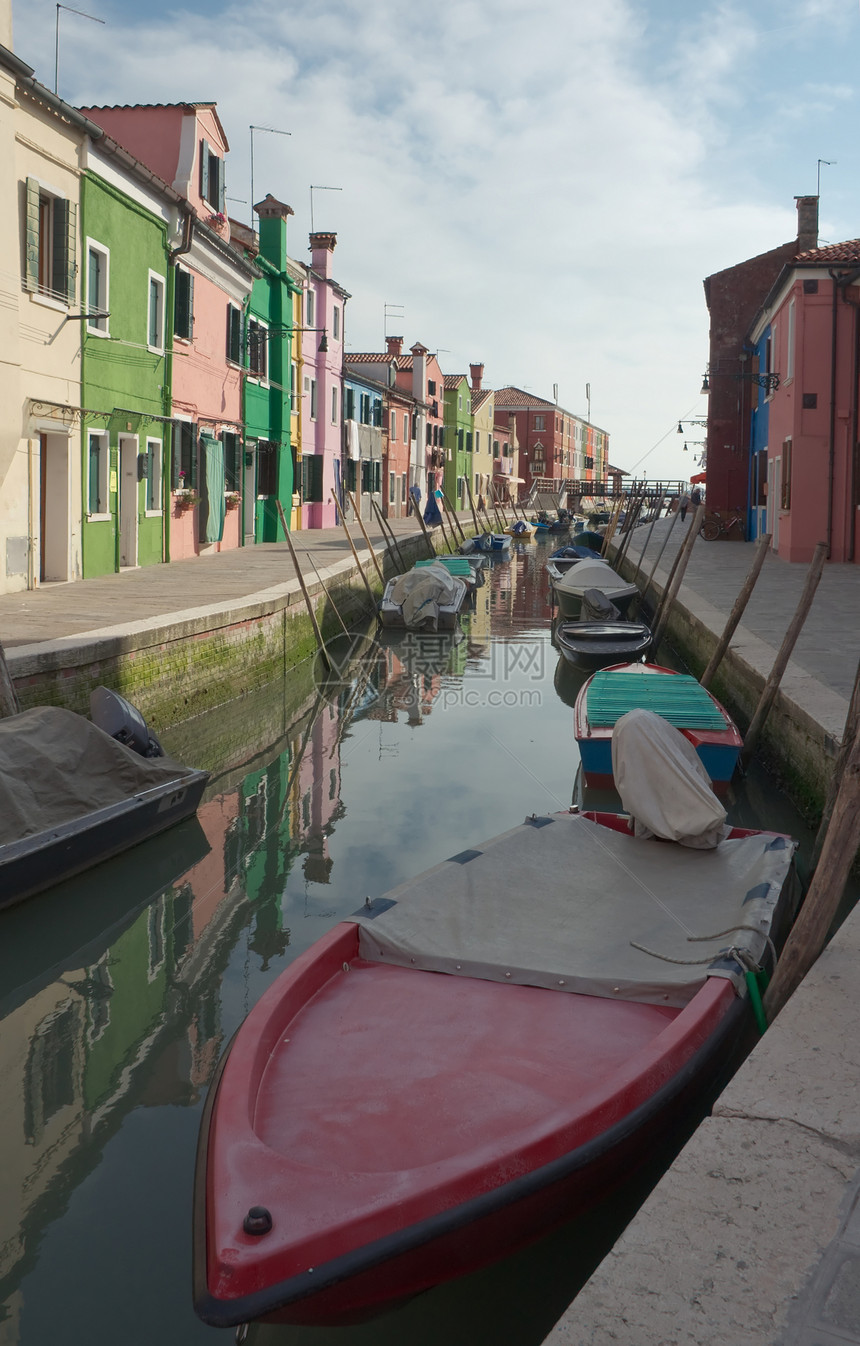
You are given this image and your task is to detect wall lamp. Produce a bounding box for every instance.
[701,370,779,394]
[677,419,707,434]
[265,325,328,352]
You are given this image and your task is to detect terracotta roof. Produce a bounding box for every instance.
[443,374,467,389]
[794,240,860,265]
[471,389,493,409]
[492,386,555,410]
[348,353,413,369]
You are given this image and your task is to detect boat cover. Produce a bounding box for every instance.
[612,709,728,849]
[555,560,637,601]
[354,812,795,1007]
[0,706,196,845]
[586,669,726,730]
[385,563,462,628]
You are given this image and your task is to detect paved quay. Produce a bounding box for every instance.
[543,522,860,1344]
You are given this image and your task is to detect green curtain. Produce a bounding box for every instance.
[201,432,226,543]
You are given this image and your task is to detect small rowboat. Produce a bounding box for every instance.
[193,807,797,1330]
[556,620,652,671]
[574,663,743,792]
[505,520,534,539]
[552,560,638,620]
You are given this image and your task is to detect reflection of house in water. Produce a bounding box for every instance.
[368,633,459,725]
[292,702,345,887]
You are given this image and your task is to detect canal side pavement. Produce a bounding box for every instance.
[542,524,860,1344]
[1,514,860,1346]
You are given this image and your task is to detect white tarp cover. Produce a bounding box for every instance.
[0,706,196,845]
[612,708,728,849]
[384,563,463,628]
[555,560,637,602]
[354,812,795,1007]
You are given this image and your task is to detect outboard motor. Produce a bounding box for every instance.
[580,588,620,622]
[90,685,165,758]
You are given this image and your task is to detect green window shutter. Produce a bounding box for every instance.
[175,270,194,339]
[199,139,209,202]
[218,158,226,212]
[24,177,40,293]
[54,197,76,303]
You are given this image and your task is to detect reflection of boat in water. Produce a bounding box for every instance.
[0,816,210,1020]
[0,688,208,911]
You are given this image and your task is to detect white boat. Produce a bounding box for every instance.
[552,560,638,620]
[379,562,468,630]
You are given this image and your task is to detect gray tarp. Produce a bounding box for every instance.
[354,812,796,1007]
[0,707,197,845]
[612,708,728,849]
[383,564,464,628]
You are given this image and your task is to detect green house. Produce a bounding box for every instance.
[231,195,297,542]
[442,374,474,509]
[79,145,176,578]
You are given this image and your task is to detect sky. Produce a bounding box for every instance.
[9,0,860,480]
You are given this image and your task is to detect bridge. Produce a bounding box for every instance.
[523,478,689,508]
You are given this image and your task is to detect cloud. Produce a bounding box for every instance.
[11,0,854,477]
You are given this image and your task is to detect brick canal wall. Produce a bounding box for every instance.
[9,533,430,733]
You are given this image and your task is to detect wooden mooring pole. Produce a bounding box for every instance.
[630,490,667,587]
[0,638,20,717]
[276,501,331,670]
[763,726,860,1022]
[739,540,828,771]
[344,486,386,586]
[650,503,706,649]
[811,650,860,869]
[700,532,772,690]
[330,489,378,606]
[409,490,437,557]
[370,498,407,572]
[640,504,682,606]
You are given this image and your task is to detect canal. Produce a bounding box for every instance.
[0,534,821,1346]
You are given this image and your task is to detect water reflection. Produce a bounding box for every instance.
[0,536,825,1346]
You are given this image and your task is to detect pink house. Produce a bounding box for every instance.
[747,231,860,563]
[298,233,349,528]
[78,102,258,557]
[347,337,445,505]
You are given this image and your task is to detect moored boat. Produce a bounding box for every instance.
[0,688,208,910]
[552,559,638,619]
[556,619,652,671]
[379,561,468,630]
[574,662,743,792]
[193,787,797,1329]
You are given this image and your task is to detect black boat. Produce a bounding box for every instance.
[555,596,652,670]
[0,687,208,910]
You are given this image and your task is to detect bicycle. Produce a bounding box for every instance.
[701,510,744,541]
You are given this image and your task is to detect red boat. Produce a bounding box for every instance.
[193,810,796,1330]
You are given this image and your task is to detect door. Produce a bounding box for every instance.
[767,456,780,551]
[39,432,71,582]
[119,436,139,567]
[244,444,256,542]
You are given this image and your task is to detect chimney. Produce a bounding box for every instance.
[469,362,484,392]
[795,196,819,253]
[386,336,403,357]
[309,230,337,278]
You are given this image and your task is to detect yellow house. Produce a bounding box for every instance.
[0,37,93,591]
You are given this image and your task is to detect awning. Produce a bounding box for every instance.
[690,471,707,484]
[495,474,525,482]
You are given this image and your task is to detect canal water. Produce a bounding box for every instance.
[0,535,821,1346]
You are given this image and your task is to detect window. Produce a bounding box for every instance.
[148,272,165,351]
[466,432,473,452]
[344,386,355,420]
[332,305,340,339]
[306,289,315,327]
[199,138,225,211]
[223,432,242,491]
[390,410,397,441]
[458,395,462,410]
[310,379,318,419]
[257,440,277,496]
[427,379,436,395]
[173,420,197,488]
[389,471,395,502]
[87,430,109,516]
[403,414,409,442]
[24,177,76,304]
[174,268,194,340]
[475,432,480,452]
[373,398,382,427]
[359,393,371,424]
[493,439,499,459]
[534,414,545,431]
[144,438,162,512]
[786,299,796,383]
[248,318,268,379]
[302,453,324,502]
[331,386,338,424]
[781,437,792,510]
[458,429,464,452]
[291,362,298,402]
[401,472,407,503]
[86,242,109,334]
[227,304,242,364]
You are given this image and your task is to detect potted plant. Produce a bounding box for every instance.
[225,491,241,509]
[174,487,199,510]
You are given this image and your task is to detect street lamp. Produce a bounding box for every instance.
[701,369,780,394]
